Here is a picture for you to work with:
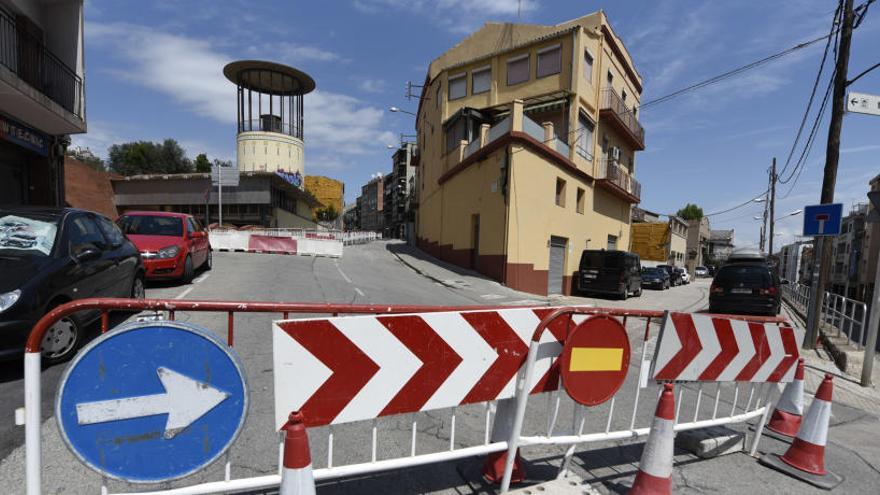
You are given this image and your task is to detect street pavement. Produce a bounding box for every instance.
[0,240,878,494]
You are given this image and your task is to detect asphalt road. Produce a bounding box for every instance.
[1,241,877,494]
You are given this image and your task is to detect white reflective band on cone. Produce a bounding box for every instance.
[640,417,674,478]
[775,379,804,415]
[797,399,831,446]
[279,464,316,495]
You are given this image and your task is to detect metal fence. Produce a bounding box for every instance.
[781,283,869,348]
[23,301,790,495]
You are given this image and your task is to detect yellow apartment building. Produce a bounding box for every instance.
[631,217,689,266]
[414,11,644,295]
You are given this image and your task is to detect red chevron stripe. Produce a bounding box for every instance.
[376,315,463,416]
[699,317,739,380]
[655,313,702,380]
[460,311,529,404]
[279,320,379,426]
[528,308,574,393]
[735,322,771,381]
[767,326,799,382]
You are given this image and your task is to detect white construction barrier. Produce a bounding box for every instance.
[208,229,343,258]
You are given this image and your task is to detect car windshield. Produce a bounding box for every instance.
[715,265,771,286]
[580,252,623,269]
[0,213,58,256]
[642,268,660,275]
[117,215,183,237]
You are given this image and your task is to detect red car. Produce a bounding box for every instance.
[116,212,211,282]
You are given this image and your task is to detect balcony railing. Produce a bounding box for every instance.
[600,89,644,150]
[598,158,641,201]
[575,143,593,162]
[0,11,83,119]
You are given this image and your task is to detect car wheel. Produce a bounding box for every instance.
[41,314,82,364]
[131,274,145,299]
[204,249,212,271]
[635,286,643,297]
[182,255,194,284]
[621,286,629,300]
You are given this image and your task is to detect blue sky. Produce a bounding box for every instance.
[75,0,880,249]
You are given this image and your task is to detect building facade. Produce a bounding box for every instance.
[630,216,688,267]
[708,229,735,263]
[778,240,811,284]
[359,175,384,233]
[863,175,880,304]
[304,175,344,221]
[686,217,710,275]
[112,172,321,228]
[0,0,86,207]
[831,203,867,298]
[381,142,418,240]
[415,12,644,295]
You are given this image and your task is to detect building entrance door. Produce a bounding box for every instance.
[548,235,567,295]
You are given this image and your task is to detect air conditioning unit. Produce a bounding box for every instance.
[611,147,621,161]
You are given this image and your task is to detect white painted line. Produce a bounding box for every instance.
[175,286,195,300]
[355,288,365,297]
[480,294,505,300]
[193,273,211,284]
[336,265,353,284]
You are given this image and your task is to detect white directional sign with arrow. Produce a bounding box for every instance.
[847,91,880,116]
[56,321,248,483]
[75,367,230,439]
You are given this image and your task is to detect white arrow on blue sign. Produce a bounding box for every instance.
[56,321,248,483]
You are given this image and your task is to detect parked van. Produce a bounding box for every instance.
[577,250,642,299]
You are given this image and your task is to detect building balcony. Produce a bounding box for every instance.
[599,89,644,151]
[597,158,640,203]
[0,9,85,134]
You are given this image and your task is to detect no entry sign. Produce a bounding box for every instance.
[559,315,631,406]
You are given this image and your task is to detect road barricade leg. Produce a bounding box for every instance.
[482,398,524,484]
[630,383,675,495]
[280,411,316,495]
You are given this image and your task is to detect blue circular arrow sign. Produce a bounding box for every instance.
[56,321,248,483]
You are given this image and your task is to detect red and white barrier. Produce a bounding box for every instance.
[759,373,843,489]
[209,229,342,258]
[767,358,805,437]
[279,411,316,495]
[630,383,675,495]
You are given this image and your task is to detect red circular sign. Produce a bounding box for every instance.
[559,315,631,406]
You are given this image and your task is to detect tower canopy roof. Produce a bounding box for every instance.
[223,60,316,95]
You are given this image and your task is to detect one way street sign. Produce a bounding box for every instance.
[56,321,248,483]
[847,91,880,117]
[272,307,591,428]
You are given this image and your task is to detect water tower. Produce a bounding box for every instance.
[223,60,315,175]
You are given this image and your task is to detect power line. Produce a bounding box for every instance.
[848,61,880,85]
[639,33,833,111]
[701,192,770,218]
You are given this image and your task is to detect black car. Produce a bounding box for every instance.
[709,262,781,316]
[577,250,642,299]
[657,265,682,286]
[0,207,145,363]
[640,267,670,290]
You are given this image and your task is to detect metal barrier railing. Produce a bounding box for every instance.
[24,300,789,495]
[781,283,868,348]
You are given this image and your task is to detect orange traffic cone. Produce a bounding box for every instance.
[767,358,805,437]
[629,383,675,495]
[759,374,843,489]
[482,399,525,484]
[279,411,316,495]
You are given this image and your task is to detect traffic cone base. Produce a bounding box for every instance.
[482,450,525,484]
[766,409,802,438]
[758,453,843,490]
[629,469,672,495]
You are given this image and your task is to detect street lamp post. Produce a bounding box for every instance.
[389,106,417,116]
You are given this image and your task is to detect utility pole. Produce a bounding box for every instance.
[768,157,777,256]
[805,0,854,350]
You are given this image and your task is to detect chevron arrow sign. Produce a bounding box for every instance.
[272,307,591,428]
[652,313,803,383]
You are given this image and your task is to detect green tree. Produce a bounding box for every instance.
[316,204,339,222]
[108,139,192,176]
[194,153,211,173]
[676,203,704,220]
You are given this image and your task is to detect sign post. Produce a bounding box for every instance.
[211,163,240,227]
[802,203,843,349]
[56,321,248,483]
[861,191,880,386]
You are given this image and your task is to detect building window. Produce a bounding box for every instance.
[536,44,562,78]
[472,66,491,94]
[448,73,466,100]
[555,178,566,207]
[507,54,530,86]
[607,235,618,250]
[583,50,593,81]
[576,188,585,214]
[445,118,468,153]
[576,112,595,161]
[607,71,614,85]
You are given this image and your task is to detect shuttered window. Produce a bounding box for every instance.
[472,66,491,94]
[537,44,561,78]
[507,54,529,86]
[448,74,466,100]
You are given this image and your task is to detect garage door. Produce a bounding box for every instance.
[547,236,567,295]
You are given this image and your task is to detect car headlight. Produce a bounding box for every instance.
[156,245,180,259]
[0,289,21,313]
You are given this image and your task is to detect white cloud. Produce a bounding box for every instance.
[353,0,538,32]
[358,78,387,93]
[85,22,392,160]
